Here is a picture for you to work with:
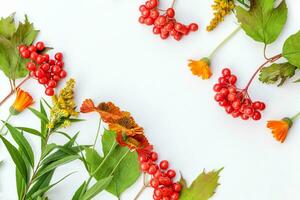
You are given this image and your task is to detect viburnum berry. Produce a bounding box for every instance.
[160,160,169,170]
[213,68,266,121]
[138,0,198,41]
[19,42,68,96]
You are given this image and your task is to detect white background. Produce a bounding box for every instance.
[0,0,300,200]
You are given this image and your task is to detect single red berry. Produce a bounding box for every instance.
[155,16,167,26]
[218,77,227,84]
[232,111,241,118]
[139,155,148,163]
[154,170,163,178]
[189,23,198,32]
[150,10,159,19]
[219,88,229,96]
[213,84,222,92]
[36,55,45,64]
[151,152,158,161]
[48,80,57,88]
[160,32,170,40]
[38,77,48,84]
[35,69,45,78]
[167,169,176,178]
[173,183,182,192]
[149,0,158,8]
[45,87,54,96]
[43,54,50,62]
[219,100,228,107]
[214,93,224,102]
[159,176,172,186]
[141,162,150,171]
[174,23,183,32]
[41,63,50,71]
[59,70,67,78]
[227,93,237,102]
[259,102,266,111]
[160,160,169,170]
[21,50,30,58]
[228,75,237,85]
[19,45,27,52]
[244,107,254,116]
[225,105,234,114]
[252,111,261,121]
[52,65,61,74]
[55,52,63,61]
[232,100,241,110]
[30,52,38,61]
[241,114,249,120]
[150,178,160,188]
[56,61,64,68]
[153,26,161,34]
[138,16,145,24]
[222,68,231,77]
[148,164,158,174]
[26,62,36,71]
[145,0,154,9]
[154,189,163,198]
[139,5,147,12]
[166,8,175,18]
[53,75,61,82]
[145,17,154,26]
[28,45,37,52]
[174,33,183,41]
[35,41,45,51]
[170,193,179,200]
[182,27,190,35]
[141,9,150,17]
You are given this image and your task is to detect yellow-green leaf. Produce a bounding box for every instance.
[283,31,300,68]
[179,168,223,200]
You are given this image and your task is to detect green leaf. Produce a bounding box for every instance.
[0,135,28,182]
[29,107,49,124]
[16,166,26,199]
[259,62,297,86]
[30,172,75,198]
[5,122,35,167]
[11,15,39,46]
[16,127,42,137]
[41,143,58,159]
[236,0,287,44]
[35,155,80,180]
[283,31,300,68]
[0,14,16,39]
[27,171,54,197]
[86,130,141,198]
[179,168,223,200]
[72,181,88,200]
[81,176,113,200]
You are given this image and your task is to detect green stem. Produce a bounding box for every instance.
[291,111,300,121]
[208,26,241,59]
[91,140,117,176]
[93,119,102,150]
[0,114,12,135]
[109,149,130,176]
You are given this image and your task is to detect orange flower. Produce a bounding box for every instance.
[109,115,144,136]
[267,118,293,143]
[9,89,34,115]
[80,99,124,123]
[116,133,150,151]
[188,57,212,80]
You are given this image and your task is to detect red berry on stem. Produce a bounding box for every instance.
[26,62,36,71]
[189,23,198,32]
[173,183,182,192]
[174,23,183,32]
[160,160,169,170]
[145,17,154,26]
[59,70,67,78]
[252,111,261,121]
[21,50,30,58]
[222,68,231,76]
[167,169,176,178]
[38,77,48,84]
[30,52,38,61]
[139,155,148,163]
[141,162,150,171]
[150,178,160,188]
[45,87,54,96]
[148,164,158,174]
[138,16,145,24]
[139,5,147,12]
[153,26,161,34]
[228,75,237,85]
[19,45,27,52]
[43,54,50,62]
[55,52,63,61]
[53,75,61,82]
[150,10,159,19]
[52,65,61,74]
[36,55,45,64]
[154,189,163,198]
[36,41,45,51]
[35,69,45,78]
[28,45,37,52]
[166,8,175,18]
[41,63,50,71]
[141,9,150,17]
[48,80,57,88]
[151,152,158,161]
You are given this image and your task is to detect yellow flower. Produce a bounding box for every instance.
[267,118,292,143]
[9,89,34,115]
[48,79,78,129]
[207,0,235,32]
[188,57,212,79]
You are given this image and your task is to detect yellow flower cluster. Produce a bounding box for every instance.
[48,79,78,129]
[207,0,235,32]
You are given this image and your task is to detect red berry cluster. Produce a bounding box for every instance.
[213,68,266,121]
[18,42,67,96]
[139,151,181,200]
[138,0,198,41]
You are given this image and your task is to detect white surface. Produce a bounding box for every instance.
[0,0,300,200]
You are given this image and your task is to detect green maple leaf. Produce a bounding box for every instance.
[0,14,16,39]
[0,15,39,81]
[179,168,223,200]
[259,62,297,86]
[85,130,141,198]
[283,31,300,69]
[236,0,287,44]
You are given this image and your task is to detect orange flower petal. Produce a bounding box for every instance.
[267,120,290,143]
[80,99,96,113]
[188,58,212,80]
[10,89,34,115]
